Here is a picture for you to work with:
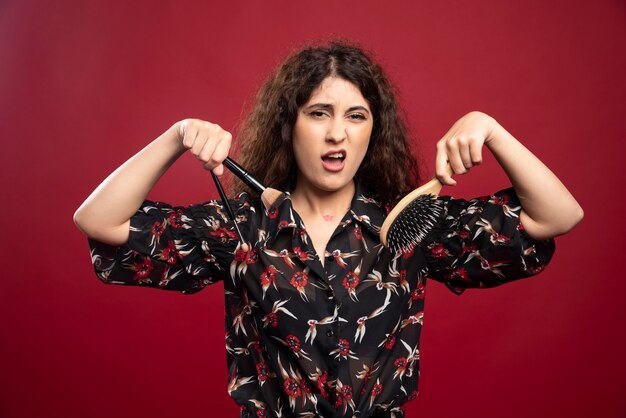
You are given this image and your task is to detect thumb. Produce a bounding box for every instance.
[212,164,225,176]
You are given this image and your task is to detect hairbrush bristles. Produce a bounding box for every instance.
[380,167,451,253]
[384,194,445,253]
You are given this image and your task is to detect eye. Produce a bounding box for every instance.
[348,113,367,121]
[308,110,328,119]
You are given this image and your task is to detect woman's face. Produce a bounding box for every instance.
[292,76,373,196]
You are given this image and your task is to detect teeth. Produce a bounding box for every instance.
[327,153,344,159]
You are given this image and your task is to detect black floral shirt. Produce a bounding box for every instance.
[88,184,555,418]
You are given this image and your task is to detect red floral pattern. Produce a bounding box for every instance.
[88,186,555,417]
[342,272,359,289]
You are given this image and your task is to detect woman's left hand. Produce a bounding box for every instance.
[435,111,499,186]
[434,110,583,239]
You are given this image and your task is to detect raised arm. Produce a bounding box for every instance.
[435,111,583,240]
[73,119,232,246]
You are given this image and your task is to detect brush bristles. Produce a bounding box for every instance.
[261,188,285,211]
[387,194,445,253]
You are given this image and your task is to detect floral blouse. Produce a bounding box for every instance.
[88,184,555,418]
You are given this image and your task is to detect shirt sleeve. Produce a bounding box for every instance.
[88,194,253,294]
[420,188,556,294]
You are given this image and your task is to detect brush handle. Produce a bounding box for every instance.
[223,157,266,194]
[223,157,285,210]
[210,171,246,246]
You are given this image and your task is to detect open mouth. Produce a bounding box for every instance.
[322,151,346,162]
[321,151,346,171]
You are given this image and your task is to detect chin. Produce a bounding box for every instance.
[315,178,355,194]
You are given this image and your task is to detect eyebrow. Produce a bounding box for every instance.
[304,103,371,114]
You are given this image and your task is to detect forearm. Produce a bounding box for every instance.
[74,123,186,245]
[486,122,584,240]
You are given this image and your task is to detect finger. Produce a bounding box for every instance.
[201,130,231,169]
[446,138,467,175]
[435,141,456,186]
[212,164,225,176]
[198,134,218,165]
[182,122,199,149]
[211,131,232,165]
[191,128,209,157]
[469,138,483,165]
[457,136,473,169]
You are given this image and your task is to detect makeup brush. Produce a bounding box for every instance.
[380,165,453,253]
[210,171,249,252]
[222,157,284,210]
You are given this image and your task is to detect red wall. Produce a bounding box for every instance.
[1,1,624,417]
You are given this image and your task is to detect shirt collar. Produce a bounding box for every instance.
[348,182,385,238]
[262,192,301,247]
[263,182,385,247]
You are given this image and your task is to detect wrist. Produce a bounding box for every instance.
[167,121,187,154]
[484,117,507,149]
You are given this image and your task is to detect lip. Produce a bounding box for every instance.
[321,149,347,172]
[321,149,346,158]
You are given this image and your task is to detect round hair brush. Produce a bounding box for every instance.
[380,165,452,253]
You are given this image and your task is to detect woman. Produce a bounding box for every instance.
[74,42,582,417]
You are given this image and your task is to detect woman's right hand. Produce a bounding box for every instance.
[177,119,233,175]
[75,119,232,245]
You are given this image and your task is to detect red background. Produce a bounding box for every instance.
[1,1,625,417]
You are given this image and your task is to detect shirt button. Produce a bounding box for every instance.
[326,329,334,337]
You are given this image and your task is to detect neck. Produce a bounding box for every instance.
[291,181,355,220]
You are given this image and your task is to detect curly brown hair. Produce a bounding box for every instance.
[233,41,420,206]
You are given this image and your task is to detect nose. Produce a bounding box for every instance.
[325,117,347,143]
